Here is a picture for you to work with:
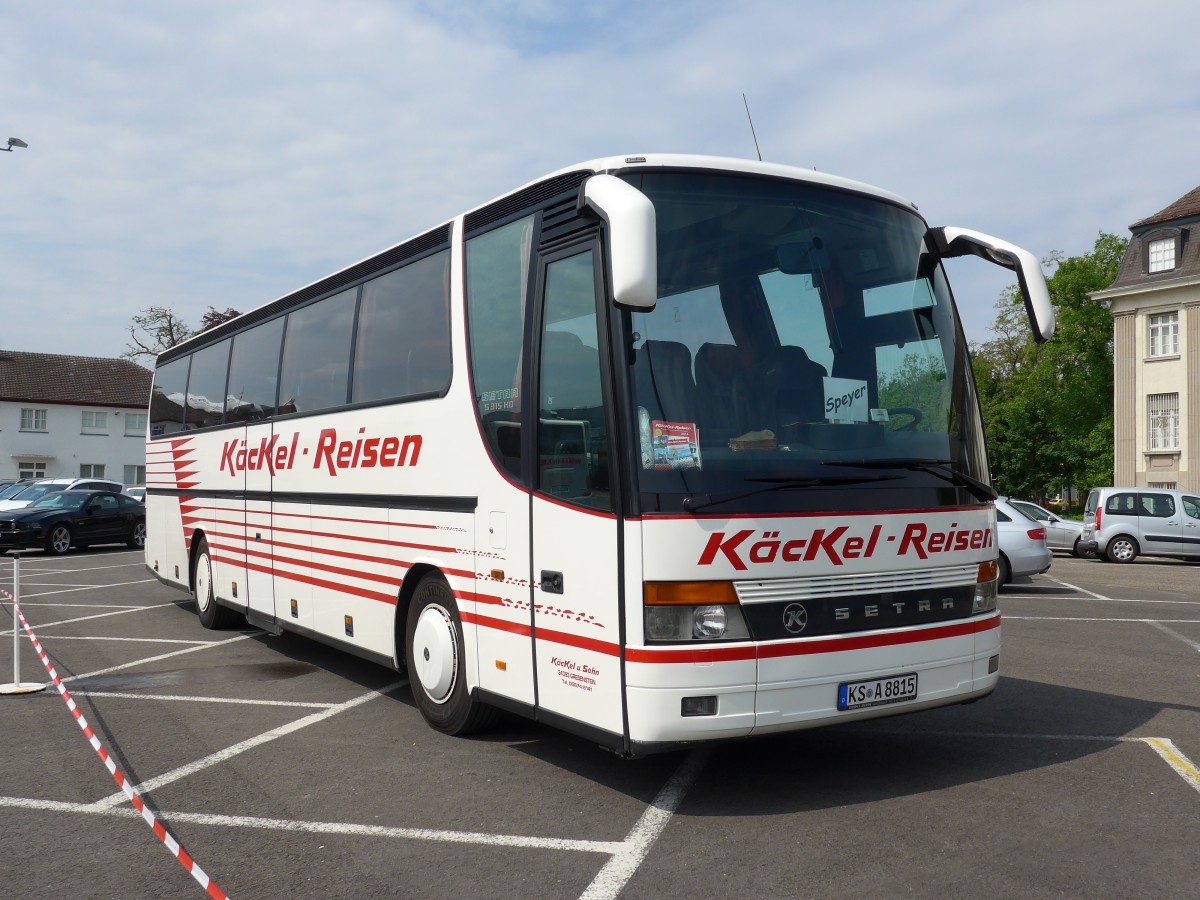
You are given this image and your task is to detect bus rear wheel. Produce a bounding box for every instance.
[405,573,497,735]
[192,537,239,629]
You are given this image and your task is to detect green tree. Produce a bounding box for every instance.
[973,233,1126,499]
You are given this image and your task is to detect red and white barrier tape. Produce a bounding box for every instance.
[2,587,229,898]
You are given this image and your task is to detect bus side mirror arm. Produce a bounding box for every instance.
[928,226,1056,343]
[579,174,658,309]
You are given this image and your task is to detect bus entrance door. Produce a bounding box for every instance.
[530,246,624,738]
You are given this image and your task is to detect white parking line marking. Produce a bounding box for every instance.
[1141,739,1200,794]
[875,731,1200,796]
[59,633,255,682]
[1044,576,1200,605]
[25,635,214,645]
[1,578,157,599]
[70,690,339,709]
[0,731,1192,882]
[579,748,711,900]
[0,796,624,854]
[0,561,150,575]
[1044,576,1113,600]
[1,602,177,635]
[1146,620,1200,654]
[5,602,147,609]
[87,680,408,810]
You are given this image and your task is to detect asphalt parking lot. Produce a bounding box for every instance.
[2,549,1198,899]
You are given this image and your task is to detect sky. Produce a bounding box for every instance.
[3,0,1200,365]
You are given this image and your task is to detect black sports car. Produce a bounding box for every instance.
[0,490,146,555]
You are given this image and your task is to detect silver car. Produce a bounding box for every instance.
[994,497,1052,585]
[1007,499,1087,556]
[1080,486,1200,563]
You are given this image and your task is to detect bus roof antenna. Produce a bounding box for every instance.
[742,94,762,162]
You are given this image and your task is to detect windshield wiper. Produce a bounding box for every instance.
[821,457,996,502]
[683,474,901,513]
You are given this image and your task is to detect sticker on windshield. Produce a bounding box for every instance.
[824,377,870,423]
[651,420,701,470]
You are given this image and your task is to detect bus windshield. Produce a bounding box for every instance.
[621,171,987,513]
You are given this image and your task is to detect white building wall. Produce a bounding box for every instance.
[0,400,147,485]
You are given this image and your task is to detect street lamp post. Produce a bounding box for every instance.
[1,137,28,153]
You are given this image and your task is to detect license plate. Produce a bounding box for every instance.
[838,672,918,711]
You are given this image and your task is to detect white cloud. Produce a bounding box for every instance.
[1,0,1199,357]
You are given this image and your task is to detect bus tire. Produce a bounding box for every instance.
[405,573,498,736]
[192,537,239,629]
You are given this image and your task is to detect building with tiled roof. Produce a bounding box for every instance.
[0,351,152,486]
[1092,186,1200,491]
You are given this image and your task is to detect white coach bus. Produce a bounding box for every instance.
[145,154,1053,754]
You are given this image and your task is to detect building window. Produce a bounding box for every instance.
[1147,393,1179,450]
[80,463,106,478]
[1147,312,1179,357]
[20,408,47,431]
[125,413,148,436]
[1148,481,1177,489]
[1147,238,1176,273]
[123,464,146,486]
[82,411,108,433]
[18,461,46,479]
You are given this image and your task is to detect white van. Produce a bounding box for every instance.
[1079,487,1200,563]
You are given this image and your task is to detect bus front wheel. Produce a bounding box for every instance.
[405,573,497,735]
[192,537,239,629]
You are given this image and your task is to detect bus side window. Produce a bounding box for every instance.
[278,287,356,414]
[465,216,534,480]
[150,355,190,437]
[185,339,232,430]
[225,317,284,423]
[537,250,609,511]
[352,249,451,404]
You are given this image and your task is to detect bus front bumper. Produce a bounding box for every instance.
[625,614,1001,745]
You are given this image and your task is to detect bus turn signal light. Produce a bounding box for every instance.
[644,581,738,606]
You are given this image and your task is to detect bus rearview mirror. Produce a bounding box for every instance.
[579,174,657,309]
[927,226,1056,343]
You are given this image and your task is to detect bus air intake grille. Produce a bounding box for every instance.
[734,564,979,605]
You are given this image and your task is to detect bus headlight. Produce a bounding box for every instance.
[643,582,751,642]
[973,560,999,613]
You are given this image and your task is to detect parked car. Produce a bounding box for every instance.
[0,480,34,501]
[1079,486,1200,564]
[0,478,125,511]
[1007,499,1088,556]
[124,486,146,503]
[0,490,146,555]
[994,497,1052,585]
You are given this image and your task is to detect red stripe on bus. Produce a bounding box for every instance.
[531,625,621,657]
[208,538,475,592]
[626,616,1000,664]
[462,610,531,637]
[231,556,400,606]
[755,616,999,659]
[625,645,756,664]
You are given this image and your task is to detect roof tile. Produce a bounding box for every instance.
[0,350,152,408]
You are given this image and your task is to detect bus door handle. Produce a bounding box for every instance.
[540,570,564,594]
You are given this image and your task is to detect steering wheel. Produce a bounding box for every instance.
[885,407,923,431]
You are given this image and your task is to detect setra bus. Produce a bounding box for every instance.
[144,154,1054,754]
